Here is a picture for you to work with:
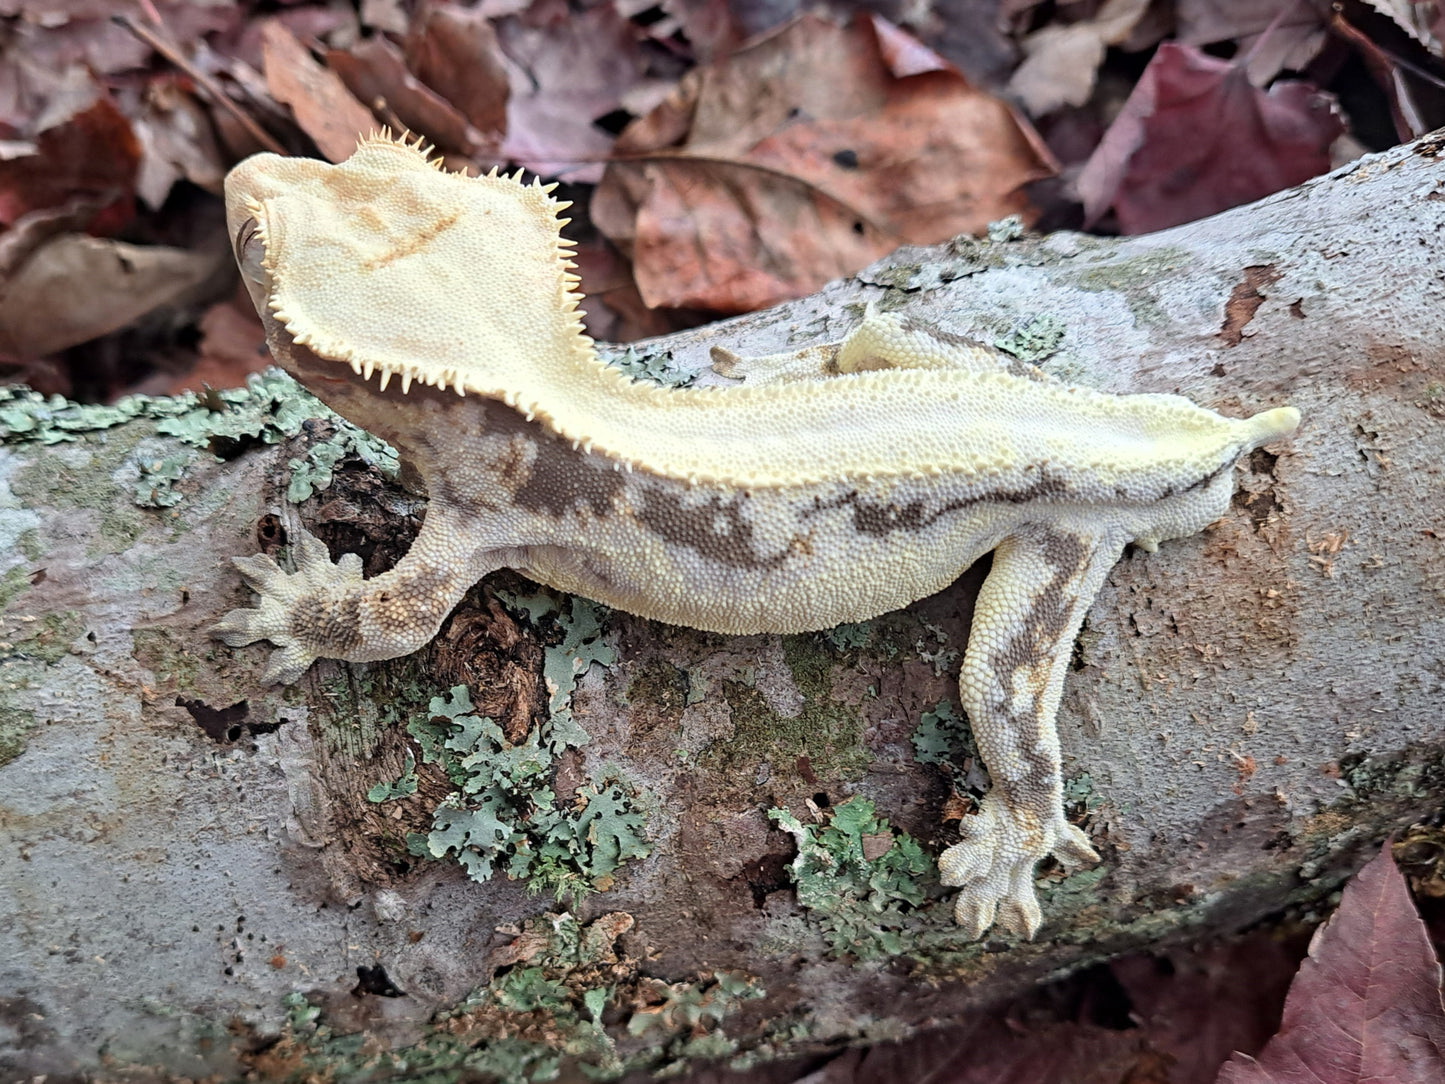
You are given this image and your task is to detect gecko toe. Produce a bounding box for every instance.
[1053,823,1101,868]
[261,643,316,685]
[231,553,286,593]
[953,892,998,941]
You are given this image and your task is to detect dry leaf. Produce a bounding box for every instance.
[594,14,1053,314]
[1075,42,1343,234]
[403,3,510,139]
[328,36,486,156]
[1111,931,1309,1084]
[0,79,139,234]
[131,78,226,209]
[497,2,651,182]
[168,293,270,395]
[261,20,377,163]
[1329,11,1432,142]
[1177,0,1329,84]
[0,234,219,357]
[1362,0,1443,56]
[1216,842,1445,1083]
[1008,0,1152,116]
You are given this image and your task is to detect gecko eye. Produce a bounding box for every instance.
[234,216,267,285]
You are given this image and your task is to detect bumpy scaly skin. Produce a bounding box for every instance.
[215,135,1300,939]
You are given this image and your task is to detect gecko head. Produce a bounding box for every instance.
[221,132,595,399]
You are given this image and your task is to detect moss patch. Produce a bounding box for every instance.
[703,633,869,781]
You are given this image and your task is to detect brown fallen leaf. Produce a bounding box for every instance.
[1329,11,1433,142]
[0,234,221,358]
[497,1,652,182]
[261,21,377,163]
[1216,841,1445,1084]
[328,35,487,156]
[1111,930,1309,1084]
[594,14,1054,314]
[0,74,139,234]
[167,293,270,395]
[132,76,226,209]
[1008,0,1153,116]
[403,3,510,141]
[1075,41,1343,234]
[1177,0,1329,85]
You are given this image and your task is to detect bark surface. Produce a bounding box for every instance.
[1,131,1443,1081]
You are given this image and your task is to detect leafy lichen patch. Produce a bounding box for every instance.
[600,345,697,389]
[360,589,650,901]
[1,373,398,512]
[408,682,650,900]
[769,796,934,960]
[266,911,764,1082]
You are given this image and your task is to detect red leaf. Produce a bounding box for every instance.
[1216,842,1445,1084]
[1076,41,1343,234]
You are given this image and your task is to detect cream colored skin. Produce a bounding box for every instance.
[214,137,1300,940]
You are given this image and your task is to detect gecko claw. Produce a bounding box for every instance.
[938,794,1099,940]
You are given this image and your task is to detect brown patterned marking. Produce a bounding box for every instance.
[290,587,363,656]
[807,472,1075,538]
[635,486,789,570]
[984,529,1089,810]
[898,316,986,349]
[482,404,626,520]
[360,209,462,270]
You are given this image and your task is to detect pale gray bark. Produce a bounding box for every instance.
[1,130,1442,1081]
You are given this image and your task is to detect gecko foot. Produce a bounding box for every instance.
[212,528,365,684]
[937,793,1099,940]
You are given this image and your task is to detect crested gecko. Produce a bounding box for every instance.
[214,135,1300,940]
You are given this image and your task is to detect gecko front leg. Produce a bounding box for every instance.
[213,507,518,684]
[940,525,1124,939]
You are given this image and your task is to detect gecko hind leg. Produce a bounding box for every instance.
[710,306,1004,386]
[938,525,1123,939]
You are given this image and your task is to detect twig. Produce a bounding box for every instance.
[112,13,287,157]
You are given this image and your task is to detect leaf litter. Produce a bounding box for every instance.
[0,0,1444,1078]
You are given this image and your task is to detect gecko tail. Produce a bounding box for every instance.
[1243,406,1301,448]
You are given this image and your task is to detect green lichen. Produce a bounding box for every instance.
[769,797,934,960]
[408,683,650,899]
[601,345,697,389]
[0,656,43,766]
[0,565,30,610]
[820,621,872,652]
[986,215,1026,243]
[911,700,978,771]
[131,627,203,690]
[132,448,197,508]
[2,610,85,666]
[1057,246,1190,326]
[1063,771,1104,817]
[398,591,648,900]
[0,386,154,443]
[994,314,1067,364]
[0,695,35,766]
[285,425,398,503]
[366,751,418,802]
[271,912,764,1082]
[2,372,398,511]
